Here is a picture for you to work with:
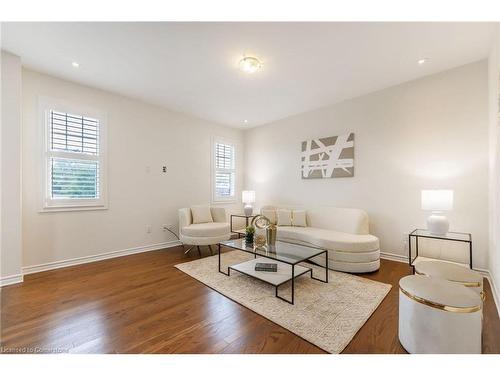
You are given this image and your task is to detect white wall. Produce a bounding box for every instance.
[10,57,495,285]
[488,27,500,310]
[1,50,23,285]
[22,69,244,269]
[244,61,490,269]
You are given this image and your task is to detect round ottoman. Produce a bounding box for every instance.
[399,275,482,353]
[414,260,484,300]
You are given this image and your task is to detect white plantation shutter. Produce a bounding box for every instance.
[42,104,107,210]
[50,111,99,155]
[213,141,235,200]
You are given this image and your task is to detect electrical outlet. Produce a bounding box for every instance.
[146,225,152,234]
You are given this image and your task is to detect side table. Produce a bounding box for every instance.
[230,214,256,238]
[408,229,472,272]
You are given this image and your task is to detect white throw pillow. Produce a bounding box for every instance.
[277,209,292,226]
[292,210,307,227]
[191,206,213,224]
[261,209,277,224]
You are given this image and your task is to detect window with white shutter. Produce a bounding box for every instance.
[41,101,107,211]
[212,139,236,202]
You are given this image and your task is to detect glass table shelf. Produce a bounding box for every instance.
[408,229,472,270]
[217,238,328,304]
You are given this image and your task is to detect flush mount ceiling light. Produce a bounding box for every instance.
[418,58,430,65]
[72,61,80,68]
[239,56,262,74]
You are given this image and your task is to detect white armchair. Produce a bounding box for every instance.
[178,207,231,256]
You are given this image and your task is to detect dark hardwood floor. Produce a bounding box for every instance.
[1,246,499,354]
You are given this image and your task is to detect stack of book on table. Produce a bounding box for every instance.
[255,263,277,272]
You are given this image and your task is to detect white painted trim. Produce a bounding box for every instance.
[488,271,500,318]
[22,240,181,275]
[474,267,500,318]
[38,96,108,212]
[380,251,407,264]
[0,274,24,287]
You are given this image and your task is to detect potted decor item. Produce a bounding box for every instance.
[245,225,255,245]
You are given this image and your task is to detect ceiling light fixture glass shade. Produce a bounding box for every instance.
[239,56,262,74]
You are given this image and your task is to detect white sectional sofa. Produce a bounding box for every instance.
[261,206,380,273]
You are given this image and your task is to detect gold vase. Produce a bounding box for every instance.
[266,224,277,247]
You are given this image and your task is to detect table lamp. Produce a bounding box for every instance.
[421,189,453,235]
[242,190,256,216]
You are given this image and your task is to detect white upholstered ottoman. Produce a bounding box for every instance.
[398,275,482,353]
[414,260,484,300]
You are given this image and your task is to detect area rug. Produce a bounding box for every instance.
[175,251,391,353]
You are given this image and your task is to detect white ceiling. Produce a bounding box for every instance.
[1,22,495,128]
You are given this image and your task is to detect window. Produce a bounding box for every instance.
[41,101,107,211]
[212,139,236,202]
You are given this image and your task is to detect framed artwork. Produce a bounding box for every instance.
[301,133,354,179]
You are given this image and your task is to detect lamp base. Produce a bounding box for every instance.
[244,205,253,216]
[426,213,449,235]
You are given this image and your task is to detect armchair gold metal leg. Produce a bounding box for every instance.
[184,246,194,255]
[208,245,214,255]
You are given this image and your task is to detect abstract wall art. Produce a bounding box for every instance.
[301,133,354,179]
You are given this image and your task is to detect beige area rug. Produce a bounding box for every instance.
[175,251,391,353]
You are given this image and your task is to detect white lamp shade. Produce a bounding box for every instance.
[242,190,256,204]
[421,190,453,211]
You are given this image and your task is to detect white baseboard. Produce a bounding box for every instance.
[474,267,500,318]
[489,271,500,318]
[0,274,24,287]
[12,244,500,318]
[22,240,182,275]
[380,251,407,264]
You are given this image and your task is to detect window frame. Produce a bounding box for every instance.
[211,136,237,203]
[38,97,108,212]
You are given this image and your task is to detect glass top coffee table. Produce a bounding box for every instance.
[217,239,328,304]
